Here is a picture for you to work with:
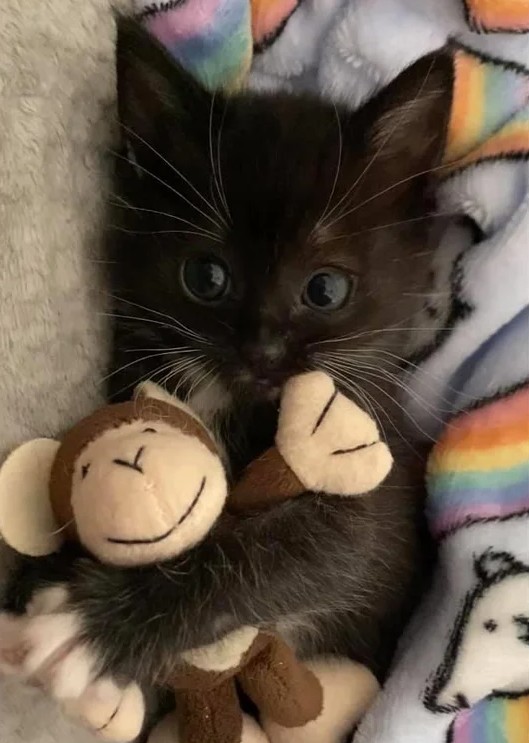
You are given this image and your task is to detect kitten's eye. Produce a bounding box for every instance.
[181,257,230,303]
[303,269,353,311]
[81,463,91,480]
[143,427,156,433]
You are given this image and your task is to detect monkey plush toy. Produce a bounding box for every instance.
[0,372,391,743]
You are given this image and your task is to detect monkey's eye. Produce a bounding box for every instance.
[484,619,498,632]
[81,463,91,480]
[143,427,156,433]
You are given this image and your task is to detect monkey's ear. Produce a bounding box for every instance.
[0,439,62,557]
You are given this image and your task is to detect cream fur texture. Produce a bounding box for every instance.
[0,1,131,740]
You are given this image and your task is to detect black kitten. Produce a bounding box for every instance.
[17,19,455,687]
[108,20,453,467]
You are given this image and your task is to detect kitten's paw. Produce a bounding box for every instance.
[65,678,145,742]
[277,371,393,496]
[27,585,70,617]
[0,612,31,674]
[0,591,97,701]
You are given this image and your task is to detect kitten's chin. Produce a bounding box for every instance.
[234,370,283,403]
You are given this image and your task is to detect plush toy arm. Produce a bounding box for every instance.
[276,372,393,496]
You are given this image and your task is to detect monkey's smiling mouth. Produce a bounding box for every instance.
[106,476,207,546]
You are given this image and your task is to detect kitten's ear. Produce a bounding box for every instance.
[365,53,455,177]
[115,16,211,146]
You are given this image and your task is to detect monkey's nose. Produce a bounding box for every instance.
[113,446,145,474]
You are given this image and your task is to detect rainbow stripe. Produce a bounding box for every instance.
[251,0,298,47]
[445,50,529,168]
[450,695,529,743]
[427,386,529,538]
[140,0,252,91]
[464,0,529,33]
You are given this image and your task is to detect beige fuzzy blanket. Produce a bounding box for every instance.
[0,1,130,740]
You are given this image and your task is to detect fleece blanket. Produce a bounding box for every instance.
[0,1,132,742]
[0,2,527,743]
[134,1,529,742]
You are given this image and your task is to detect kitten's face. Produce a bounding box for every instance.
[110,21,453,425]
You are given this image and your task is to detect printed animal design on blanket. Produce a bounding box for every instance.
[425,550,529,713]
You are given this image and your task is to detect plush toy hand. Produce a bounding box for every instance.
[276,371,393,496]
[0,587,145,742]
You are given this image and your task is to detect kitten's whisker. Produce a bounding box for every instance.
[158,355,207,395]
[108,199,219,236]
[317,350,453,416]
[110,225,223,243]
[186,361,217,404]
[314,103,343,231]
[348,347,478,401]
[216,100,232,223]
[112,150,225,234]
[47,518,76,537]
[323,362,387,442]
[102,311,209,346]
[120,124,226,228]
[322,158,454,233]
[315,358,421,455]
[346,369,438,443]
[208,94,224,229]
[109,358,183,401]
[339,360,451,422]
[321,60,437,228]
[319,212,452,242]
[315,353,433,448]
[100,349,193,384]
[311,324,456,348]
[124,346,195,354]
[107,295,213,345]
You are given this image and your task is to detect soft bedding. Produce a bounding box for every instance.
[135,1,529,741]
[0,1,527,741]
[0,1,131,741]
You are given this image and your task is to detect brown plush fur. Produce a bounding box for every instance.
[229,447,303,512]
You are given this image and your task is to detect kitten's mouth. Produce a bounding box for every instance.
[254,378,282,399]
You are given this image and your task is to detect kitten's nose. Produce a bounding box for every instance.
[243,339,286,374]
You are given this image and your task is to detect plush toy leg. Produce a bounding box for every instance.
[148,713,269,743]
[262,658,379,743]
[175,681,243,743]
[239,637,323,727]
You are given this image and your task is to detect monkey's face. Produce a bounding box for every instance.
[71,420,227,566]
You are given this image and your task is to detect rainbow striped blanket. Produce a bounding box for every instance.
[134,2,529,741]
